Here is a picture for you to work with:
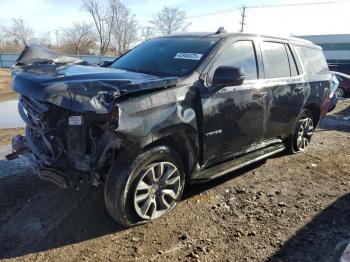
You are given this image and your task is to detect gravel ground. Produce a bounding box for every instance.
[0,100,350,262]
[0,128,24,146]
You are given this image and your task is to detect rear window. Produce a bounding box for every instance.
[294,46,329,76]
[261,42,291,79]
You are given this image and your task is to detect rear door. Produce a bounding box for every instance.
[200,39,268,165]
[261,41,304,140]
[293,45,331,118]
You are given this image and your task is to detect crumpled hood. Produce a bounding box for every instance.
[12,64,178,113]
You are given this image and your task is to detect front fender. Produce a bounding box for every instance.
[115,85,199,151]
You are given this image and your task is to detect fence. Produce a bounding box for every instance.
[0,53,116,68]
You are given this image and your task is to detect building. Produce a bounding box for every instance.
[298,34,350,74]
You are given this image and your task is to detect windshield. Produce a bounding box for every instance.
[111,37,219,77]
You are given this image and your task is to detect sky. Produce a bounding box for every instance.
[0,0,349,40]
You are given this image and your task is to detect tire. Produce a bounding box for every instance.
[285,109,314,154]
[104,145,185,227]
[335,87,345,98]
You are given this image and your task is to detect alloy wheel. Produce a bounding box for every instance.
[133,162,182,220]
[296,116,314,150]
[335,87,345,98]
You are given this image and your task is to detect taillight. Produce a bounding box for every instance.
[329,74,339,98]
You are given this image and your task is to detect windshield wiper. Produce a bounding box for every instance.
[137,69,177,77]
[115,67,177,77]
[115,67,140,73]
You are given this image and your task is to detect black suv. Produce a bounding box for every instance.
[8,31,332,227]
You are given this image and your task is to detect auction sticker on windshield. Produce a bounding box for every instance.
[174,53,203,60]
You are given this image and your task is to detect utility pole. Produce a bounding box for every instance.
[55,29,59,51]
[239,6,247,33]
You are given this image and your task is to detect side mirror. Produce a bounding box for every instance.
[212,66,245,87]
[99,60,113,67]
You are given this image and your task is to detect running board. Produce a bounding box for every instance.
[192,143,285,182]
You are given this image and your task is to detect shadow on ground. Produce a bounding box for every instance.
[0,157,122,259]
[320,102,350,133]
[2,132,349,261]
[268,193,350,262]
[0,156,264,260]
[319,116,350,133]
[334,104,350,117]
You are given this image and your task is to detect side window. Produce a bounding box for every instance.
[294,45,329,76]
[286,45,299,77]
[262,41,291,79]
[211,40,258,81]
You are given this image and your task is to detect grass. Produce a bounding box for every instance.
[0,68,17,102]
[0,68,23,145]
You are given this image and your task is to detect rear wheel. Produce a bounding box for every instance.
[285,109,314,153]
[104,146,185,227]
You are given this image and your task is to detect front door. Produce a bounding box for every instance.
[200,40,268,166]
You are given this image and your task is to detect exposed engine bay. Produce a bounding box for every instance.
[9,95,123,188]
[7,45,179,188]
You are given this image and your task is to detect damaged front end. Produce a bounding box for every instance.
[7,45,178,189]
[9,95,123,188]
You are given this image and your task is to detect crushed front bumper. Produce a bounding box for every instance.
[6,134,73,189]
[7,95,122,189]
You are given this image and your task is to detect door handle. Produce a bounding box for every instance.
[294,87,303,94]
[252,92,267,99]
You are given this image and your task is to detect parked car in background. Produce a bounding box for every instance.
[328,73,340,112]
[7,31,332,227]
[328,64,350,75]
[331,71,350,98]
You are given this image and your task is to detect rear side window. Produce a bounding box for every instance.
[294,46,329,76]
[211,40,258,81]
[262,42,291,79]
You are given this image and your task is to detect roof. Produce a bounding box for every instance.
[157,32,314,45]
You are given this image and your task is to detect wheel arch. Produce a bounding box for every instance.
[146,133,199,179]
[303,102,321,126]
[114,124,199,179]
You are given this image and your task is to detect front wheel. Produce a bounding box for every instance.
[104,146,185,227]
[285,109,314,153]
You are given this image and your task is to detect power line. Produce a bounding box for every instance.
[250,0,348,8]
[188,0,348,19]
[188,7,241,19]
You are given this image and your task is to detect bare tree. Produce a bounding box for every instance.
[5,18,34,46]
[82,0,117,55]
[0,27,5,49]
[151,7,191,35]
[112,5,138,55]
[28,32,53,48]
[0,27,5,41]
[63,22,95,55]
[140,26,154,41]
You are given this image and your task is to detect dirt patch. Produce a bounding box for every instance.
[0,128,24,146]
[0,101,349,261]
[0,68,17,102]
